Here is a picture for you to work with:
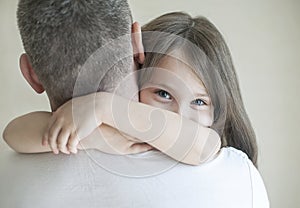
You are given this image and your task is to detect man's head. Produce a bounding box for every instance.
[17,0,140,111]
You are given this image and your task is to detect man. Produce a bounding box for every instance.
[0,0,268,207]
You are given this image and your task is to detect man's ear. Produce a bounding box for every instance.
[131,22,145,64]
[19,53,45,94]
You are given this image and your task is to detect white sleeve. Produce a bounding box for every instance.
[248,161,270,208]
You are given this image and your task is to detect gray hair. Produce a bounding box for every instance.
[141,12,258,166]
[17,0,133,110]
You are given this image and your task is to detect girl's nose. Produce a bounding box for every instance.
[177,104,194,120]
[178,103,203,123]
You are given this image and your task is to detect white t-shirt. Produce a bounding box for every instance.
[0,147,269,208]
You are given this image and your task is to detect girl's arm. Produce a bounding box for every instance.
[45,92,221,165]
[99,92,221,165]
[3,112,152,154]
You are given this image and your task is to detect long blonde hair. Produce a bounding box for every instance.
[140,12,258,166]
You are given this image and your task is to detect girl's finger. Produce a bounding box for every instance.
[67,133,79,154]
[129,143,154,154]
[42,134,48,146]
[48,121,62,154]
[57,128,70,154]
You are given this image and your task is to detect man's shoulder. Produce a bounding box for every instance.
[220,147,251,162]
[214,147,254,169]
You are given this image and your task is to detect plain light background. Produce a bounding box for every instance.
[0,0,299,207]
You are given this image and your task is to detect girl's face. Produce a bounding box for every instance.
[140,55,214,127]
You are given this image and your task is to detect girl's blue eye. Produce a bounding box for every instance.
[191,99,206,106]
[156,90,172,100]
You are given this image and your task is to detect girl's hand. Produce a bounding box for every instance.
[42,93,102,154]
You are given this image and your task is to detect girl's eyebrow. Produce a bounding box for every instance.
[195,92,209,98]
[146,82,175,91]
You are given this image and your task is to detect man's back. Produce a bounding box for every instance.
[0,147,268,208]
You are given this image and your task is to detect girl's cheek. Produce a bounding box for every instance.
[195,111,214,127]
[144,97,176,113]
[140,95,156,106]
[149,100,172,111]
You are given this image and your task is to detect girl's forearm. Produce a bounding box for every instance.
[96,92,221,165]
[2,111,148,155]
[2,112,120,154]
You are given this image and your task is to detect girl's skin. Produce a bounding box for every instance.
[3,112,154,155]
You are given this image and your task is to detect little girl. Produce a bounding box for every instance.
[140,12,259,165]
[4,12,256,167]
